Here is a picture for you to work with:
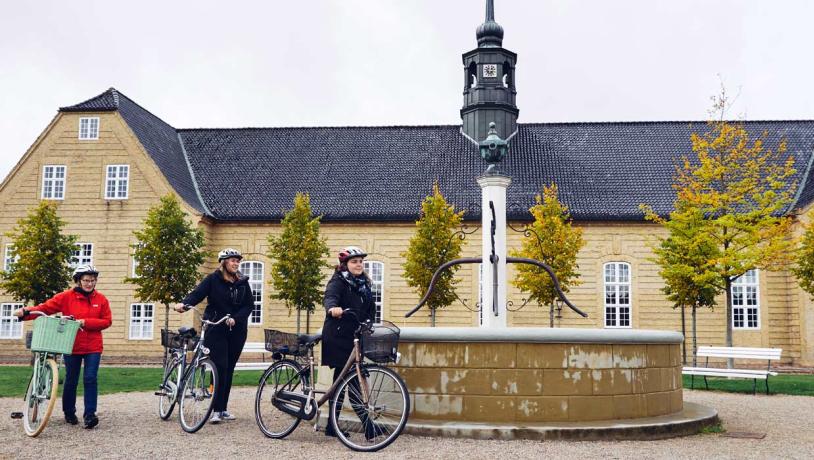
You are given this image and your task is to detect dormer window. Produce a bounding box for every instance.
[79,117,99,140]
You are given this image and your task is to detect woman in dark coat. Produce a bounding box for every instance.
[174,248,254,424]
[321,246,376,437]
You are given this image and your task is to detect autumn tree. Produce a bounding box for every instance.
[402,184,465,326]
[792,214,814,300]
[511,184,584,327]
[644,92,796,366]
[0,202,77,305]
[267,193,330,333]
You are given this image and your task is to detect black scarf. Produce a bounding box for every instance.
[343,272,372,302]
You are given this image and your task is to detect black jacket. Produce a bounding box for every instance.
[182,270,255,327]
[321,271,375,367]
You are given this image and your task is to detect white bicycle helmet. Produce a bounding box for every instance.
[218,248,243,262]
[338,246,367,264]
[72,264,99,282]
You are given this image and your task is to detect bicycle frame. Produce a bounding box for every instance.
[167,311,229,402]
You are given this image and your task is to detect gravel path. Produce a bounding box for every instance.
[1,389,813,459]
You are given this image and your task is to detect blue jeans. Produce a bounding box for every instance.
[63,353,101,419]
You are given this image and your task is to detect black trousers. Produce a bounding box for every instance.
[204,325,247,412]
[328,366,371,435]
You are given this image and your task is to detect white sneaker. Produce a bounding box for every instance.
[210,412,222,424]
[221,411,236,421]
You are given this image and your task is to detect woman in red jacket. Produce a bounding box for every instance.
[14,264,112,429]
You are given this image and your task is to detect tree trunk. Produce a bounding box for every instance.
[296,310,301,334]
[163,303,170,367]
[725,276,734,368]
[430,308,436,327]
[549,303,554,328]
[306,310,311,334]
[680,304,687,365]
[692,305,698,367]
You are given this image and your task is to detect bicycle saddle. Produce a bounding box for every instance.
[178,326,197,337]
[298,333,322,346]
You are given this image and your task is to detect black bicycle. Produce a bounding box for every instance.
[155,307,229,433]
[254,310,410,452]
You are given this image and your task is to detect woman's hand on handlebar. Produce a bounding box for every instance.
[173,303,190,313]
[328,307,343,318]
[226,318,235,328]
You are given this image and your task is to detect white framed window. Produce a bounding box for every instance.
[240,261,264,325]
[41,165,66,200]
[129,303,154,340]
[4,244,18,271]
[732,269,760,329]
[70,243,93,268]
[0,303,23,339]
[105,164,129,199]
[604,262,631,328]
[364,261,384,323]
[79,117,99,140]
[131,242,145,278]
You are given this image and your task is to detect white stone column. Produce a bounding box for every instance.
[477,173,511,328]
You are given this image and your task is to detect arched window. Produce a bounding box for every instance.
[604,262,631,328]
[502,61,512,88]
[468,62,478,88]
[732,269,760,329]
[363,261,384,323]
[240,261,264,325]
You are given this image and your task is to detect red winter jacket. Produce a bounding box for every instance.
[27,288,112,354]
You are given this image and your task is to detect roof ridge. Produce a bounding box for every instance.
[178,124,462,132]
[519,119,814,127]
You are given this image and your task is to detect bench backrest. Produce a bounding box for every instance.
[696,346,782,360]
[242,342,267,353]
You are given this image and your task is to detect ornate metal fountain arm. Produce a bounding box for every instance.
[404,257,483,318]
[506,257,588,318]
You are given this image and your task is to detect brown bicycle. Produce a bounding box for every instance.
[253,310,409,452]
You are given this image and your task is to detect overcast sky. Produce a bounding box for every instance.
[1,0,813,182]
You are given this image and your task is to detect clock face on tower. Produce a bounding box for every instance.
[482,64,497,78]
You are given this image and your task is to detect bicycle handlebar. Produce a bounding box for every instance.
[183,306,231,326]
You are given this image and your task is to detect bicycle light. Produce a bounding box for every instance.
[201,346,210,355]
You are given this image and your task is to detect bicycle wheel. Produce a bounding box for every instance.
[158,357,181,420]
[254,359,304,438]
[330,365,410,452]
[179,358,218,433]
[23,357,59,437]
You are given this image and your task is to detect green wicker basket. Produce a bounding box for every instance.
[30,316,80,354]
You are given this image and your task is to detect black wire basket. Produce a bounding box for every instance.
[264,329,307,357]
[362,321,400,363]
[161,329,197,349]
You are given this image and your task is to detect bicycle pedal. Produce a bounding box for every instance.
[10,412,23,419]
[154,391,167,396]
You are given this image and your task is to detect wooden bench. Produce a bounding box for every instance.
[234,342,272,371]
[682,346,782,394]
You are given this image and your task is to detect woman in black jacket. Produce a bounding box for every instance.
[175,248,254,424]
[322,246,376,438]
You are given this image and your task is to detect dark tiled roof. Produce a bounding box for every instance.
[59,89,206,213]
[178,121,814,222]
[59,89,814,222]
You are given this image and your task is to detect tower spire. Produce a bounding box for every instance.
[476,0,503,48]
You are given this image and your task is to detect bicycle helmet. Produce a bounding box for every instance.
[338,246,367,264]
[218,248,243,262]
[72,264,99,282]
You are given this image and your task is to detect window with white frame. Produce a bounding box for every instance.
[604,262,631,328]
[79,117,99,140]
[41,165,66,200]
[4,244,17,271]
[732,269,760,329]
[0,303,23,339]
[70,243,93,268]
[240,261,263,325]
[129,303,154,339]
[364,261,384,323]
[105,165,129,199]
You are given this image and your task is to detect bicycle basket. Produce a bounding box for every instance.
[264,329,306,356]
[362,321,400,363]
[160,329,197,349]
[30,315,80,354]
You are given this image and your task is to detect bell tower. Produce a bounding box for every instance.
[461,0,518,142]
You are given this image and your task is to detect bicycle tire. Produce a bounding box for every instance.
[254,359,304,438]
[158,357,181,420]
[179,358,218,433]
[23,357,59,437]
[330,364,410,452]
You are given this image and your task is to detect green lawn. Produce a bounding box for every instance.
[683,374,814,396]
[0,366,264,398]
